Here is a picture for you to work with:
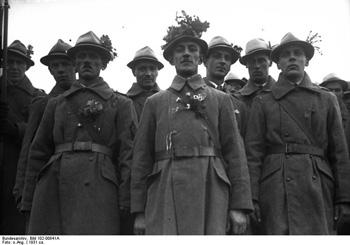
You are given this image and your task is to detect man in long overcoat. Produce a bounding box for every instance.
[245,32,350,234]
[126,46,163,122]
[13,39,75,230]
[237,38,275,109]
[203,36,248,136]
[131,14,253,235]
[0,40,45,234]
[23,31,137,234]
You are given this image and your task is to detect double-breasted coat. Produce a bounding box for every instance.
[245,73,350,234]
[131,74,253,235]
[0,76,45,234]
[126,82,160,122]
[13,84,71,213]
[22,78,137,234]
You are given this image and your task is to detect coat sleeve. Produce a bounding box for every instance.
[219,94,253,211]
[114,97,138,209]
[131,97,156,213]
[244,96,267,203]
[13,98,47,208]
[326,94,350,203]
[21,97,56,211]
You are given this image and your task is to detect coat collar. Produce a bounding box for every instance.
[7,75,37,96]
[49,82,74,97]
[170,74,206,91]
[239,75,275,96]
[126,82,160,97]
[62,77,114,100]
[272,72,321,100]
[203,77,225,90]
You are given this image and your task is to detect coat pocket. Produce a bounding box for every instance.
[101,158,119,186]
[213,160,231,187]
[260,156,282,183]
[146,167,162,189]
[37,154,62,181]
[315,158,334,181]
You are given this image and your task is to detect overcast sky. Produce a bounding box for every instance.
[5,0,350,93]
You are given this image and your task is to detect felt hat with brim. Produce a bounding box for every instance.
[320,73,348,91]
[240,38,271,65]
[207,36,240,64]
[127,46,164,70]
[40,39,72,66]
[163,34,208,62]
[224,72,246,86]
[7,40,34,67]
[68,31,112,62]
[271,32,314,63]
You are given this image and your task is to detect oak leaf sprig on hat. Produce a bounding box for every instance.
[175,91,207,119]
[162,10,210,49]
[27,44,34,58]
[233,45,243,55]
[306,30,323,55]
[100,34,118,60]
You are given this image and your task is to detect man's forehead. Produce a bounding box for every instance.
[210,48,231,56]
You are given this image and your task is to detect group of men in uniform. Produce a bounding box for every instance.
[1,13,350,235]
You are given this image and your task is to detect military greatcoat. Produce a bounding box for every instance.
[22,78,136,235]
[0,76,45,234]
[13,84,70,213]
[245,73,350,234]
[131,74,253,235]
[126,82,160,122]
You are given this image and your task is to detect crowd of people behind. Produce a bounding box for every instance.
[1,12,350,235]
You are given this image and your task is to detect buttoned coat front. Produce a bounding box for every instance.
[23,78,136,235]
[245,73,350,234]
[0,76,45,234]
[131,74,253,235]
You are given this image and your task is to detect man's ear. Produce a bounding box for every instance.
[305,59,309,67]
[132,68,136,77]
[48,66,54,75]
[198,54,204,65]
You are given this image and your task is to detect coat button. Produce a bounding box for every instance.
[312,175,317,180]
[77,123,82,127]
[286,177,292,182]
[284,132,289,137]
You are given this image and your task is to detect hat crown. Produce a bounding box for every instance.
[75,31,102,46]
[8,40,31,58]
[225,72,240,81]
[245,38,270,55]
[279,32,301,45]
[323,73,344,83]
[208,36,232,49]
[48,39,72,55]
[134,46,157,60]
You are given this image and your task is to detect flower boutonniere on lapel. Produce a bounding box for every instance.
[79,99,104,121]
[175,92,207,119]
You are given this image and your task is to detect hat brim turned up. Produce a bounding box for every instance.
[67,43,112,62]
[7,49,35,67]
[163,35,208,62]
[271,40,314,63]
[239,49,271,65]
[127,57,164,70]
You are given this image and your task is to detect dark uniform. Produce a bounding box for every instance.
[0,76,45,234]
